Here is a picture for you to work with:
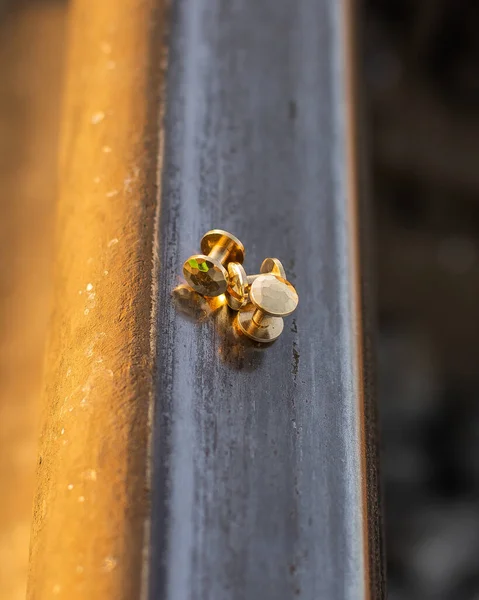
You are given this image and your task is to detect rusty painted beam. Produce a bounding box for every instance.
[27,1,166,599]
[0,3,66,599]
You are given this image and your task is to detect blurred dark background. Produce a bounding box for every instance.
[0,0,478,598]
[363,1,479,599]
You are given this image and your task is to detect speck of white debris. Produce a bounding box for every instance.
[78,496,85,503]
[79,290,83,295]
[93,176,101,183]
[84,309,90,315]
[102,145,112,153]
[67,484,74,490]
[103,270,109,275]
[69,407,74,412]
[103,556,117,572]
[53,584,61,594]
[100,42,111,54]
[61,428,65,435]
[106,60,116,70]
[66,368,72,377]
[91,111,105,125]
[107,238,119,247]
[84,469,97,481]
[76,565,84,574]
[106,190,119,197]
[86,283,93,291]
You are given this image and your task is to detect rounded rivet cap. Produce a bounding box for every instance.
[183,254,228,296]
[250,274,298,317]
[226,263,248,310]
[260,258,286,279]
[200,229,245,264]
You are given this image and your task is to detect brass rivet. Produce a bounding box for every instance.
[183,229,245,297]
[226,258,286,310]
[236,274,298,342]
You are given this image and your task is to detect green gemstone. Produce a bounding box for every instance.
[188,258,199,269]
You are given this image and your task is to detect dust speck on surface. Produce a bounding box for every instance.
[84,309,90,315]
[123,176,133,192]
[91,111,105,125]
[86,283,93,291]
[106,189,119,197]
[102,556,117,572]
[102,145,112,153]
[66,368,72,377]
[85,332,105,358]
[67,484,74,490]
[100,41,111,54]
[107,238,119,247]
[78,496,85,503]
[123,166,140,193]
[103,270,109,276]
[83,468,97,481]
[60,428,65,435]
[93,176,101,183]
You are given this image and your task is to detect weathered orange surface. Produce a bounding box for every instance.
[0,4,66,600]
[27,1,166,598]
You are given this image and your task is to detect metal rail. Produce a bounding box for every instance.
[26,1,383,598]
[149,1,384,599]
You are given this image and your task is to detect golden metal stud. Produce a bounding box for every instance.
[236,274,298,342]
[226,258,286,310]
[183,229,245,297]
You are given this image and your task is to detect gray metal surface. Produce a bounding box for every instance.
[150,1,383,599]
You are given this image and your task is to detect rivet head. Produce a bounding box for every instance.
[183,230,245,296]
[226,258,287,311]
[200,229,245,264]
[250,274,298,317]
[183,254,228,296]
[226,263,248,310]
[260,258,286,278]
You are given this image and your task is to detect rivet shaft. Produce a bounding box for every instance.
[208,237,236,264]
[252,309,264,326]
